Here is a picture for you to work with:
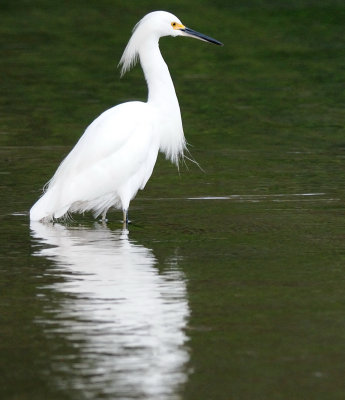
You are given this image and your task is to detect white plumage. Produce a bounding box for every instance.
[30,11,222,223]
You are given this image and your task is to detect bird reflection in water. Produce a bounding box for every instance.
[30,222,190,400]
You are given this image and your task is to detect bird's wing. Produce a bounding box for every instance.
[48,101,159,212]
[49,101,154,187]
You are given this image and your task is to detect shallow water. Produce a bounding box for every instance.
[2,144,345,400]
[2,1,345,399]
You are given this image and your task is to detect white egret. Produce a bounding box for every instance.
[30,10,222,224]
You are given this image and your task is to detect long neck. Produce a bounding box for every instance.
[138,37,186,165]
[139,38,179,107]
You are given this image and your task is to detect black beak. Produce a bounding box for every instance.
[181,27,223,46]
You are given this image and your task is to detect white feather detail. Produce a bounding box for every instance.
[118,15,148,77]
[118,11,181,77]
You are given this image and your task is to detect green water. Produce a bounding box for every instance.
[1,1,345,399]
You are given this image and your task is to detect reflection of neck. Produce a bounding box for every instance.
[30,221,190,400]
[120,228,129,240]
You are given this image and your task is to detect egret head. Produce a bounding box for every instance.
[138,11,223,44]
[119,11,223,76]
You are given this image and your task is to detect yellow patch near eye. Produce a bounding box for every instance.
[171,22,185,30]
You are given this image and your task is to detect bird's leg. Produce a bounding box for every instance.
[122,209,128,227]
[101,210,108,223]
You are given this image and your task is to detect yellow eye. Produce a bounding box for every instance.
[171,21,185,30]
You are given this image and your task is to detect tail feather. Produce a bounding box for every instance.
[30,186,69,222]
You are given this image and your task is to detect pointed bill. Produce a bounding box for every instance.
[181,27,223,46]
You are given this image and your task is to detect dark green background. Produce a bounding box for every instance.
[1,1,345,399]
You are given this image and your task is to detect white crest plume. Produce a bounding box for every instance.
[118,14,150,77]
